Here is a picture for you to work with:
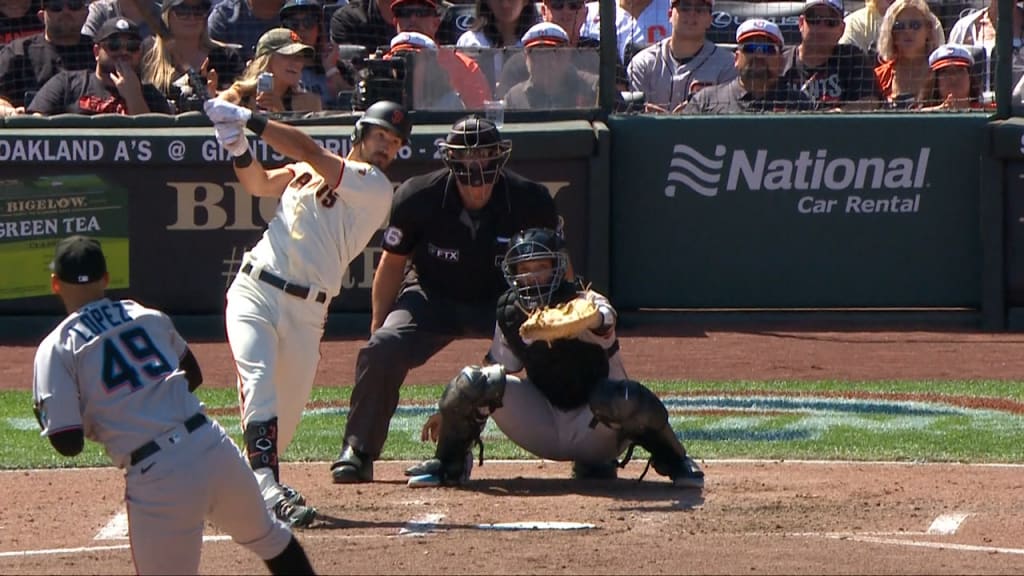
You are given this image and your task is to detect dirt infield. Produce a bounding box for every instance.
[2,328,1024,574]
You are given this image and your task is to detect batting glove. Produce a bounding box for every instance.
[204,98,252,125]
[215,121,250,157]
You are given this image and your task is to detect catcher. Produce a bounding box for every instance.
[405,228,704,488]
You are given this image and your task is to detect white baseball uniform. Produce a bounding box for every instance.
[32,298,293,575]
[226,158,394,507]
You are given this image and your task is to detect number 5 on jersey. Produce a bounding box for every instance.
[103,327,172,392]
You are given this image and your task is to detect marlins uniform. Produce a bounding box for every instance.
[226,157,393,512]
[33,296,295,574]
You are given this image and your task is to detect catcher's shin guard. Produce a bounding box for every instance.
[432,365,507,483]
[588,379,688,472]
[244,418,280,482]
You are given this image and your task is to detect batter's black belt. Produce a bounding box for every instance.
[241,262,328,304]
[130,412,208,466]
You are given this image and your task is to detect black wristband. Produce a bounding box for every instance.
[233,150,254,168]
[246,114,269,136]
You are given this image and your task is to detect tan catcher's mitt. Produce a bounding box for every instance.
[519,297,602,342]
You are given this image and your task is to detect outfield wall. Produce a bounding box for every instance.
[0,113,1005,328]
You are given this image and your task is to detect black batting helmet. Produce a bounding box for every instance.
[502,228,568,311]
[354,100,412,143]
[437,115,511,187]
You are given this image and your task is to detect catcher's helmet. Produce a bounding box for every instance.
[502,228,567,311]
[354,100,412,144]
[438,115,511,187]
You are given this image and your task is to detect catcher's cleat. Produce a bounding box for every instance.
[273,498,317,528]
[669,456,705,489]
[571,459,619,480]
[280,484,306,507]
[405,454,473,488]
[331,445,373,483]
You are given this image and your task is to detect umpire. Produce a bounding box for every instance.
[331,115,561,483]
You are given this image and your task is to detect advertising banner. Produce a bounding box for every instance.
[609,115,988,308]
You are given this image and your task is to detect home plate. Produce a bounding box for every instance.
[475,522,594,531]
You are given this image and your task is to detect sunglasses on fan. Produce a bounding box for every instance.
[171,2,213,18]
[804,15,841,27]
[283,14,321,28]
[102,36,143,53]
[394,5,438,18]
[892,19,923,31]
[740,42,780,55]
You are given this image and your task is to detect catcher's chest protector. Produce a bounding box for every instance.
[496,290,610,411]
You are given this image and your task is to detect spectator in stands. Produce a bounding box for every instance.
[280,0,346,109]
[873,0,943,107]
[28,17,172,114]
[142,0,245,113]
[497,0,620,98]
[391,0,490,108]
[456,0,540,86]
[218,26,322,112]
[616,0,671,47]
[1,0,44,45]
[208,0,284,59]
[839,0,891,55]
[782,0,880,110]
[579,0,644,63]
[387,31,463,109]
[948,0,1024,96]
[0,0,94,115]
[330,0,462,52]
[504,22,596,108]
[82,0,163,42]
[920,43,985,111]
[682,18,811,113]
[626,0,735,113]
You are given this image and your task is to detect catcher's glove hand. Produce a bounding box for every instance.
[519,297,602,343]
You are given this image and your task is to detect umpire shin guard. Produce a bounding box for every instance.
[264,536,315,575]
[244,418,281,483]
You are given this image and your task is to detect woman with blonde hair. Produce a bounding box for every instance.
[141,0,245,112]
[220,27,323,114]
[873,0,944,106]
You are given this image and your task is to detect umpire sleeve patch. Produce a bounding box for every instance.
[383,226,403,248]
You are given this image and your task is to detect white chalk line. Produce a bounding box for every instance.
[927,513,970,535]
[813,534,1024,556]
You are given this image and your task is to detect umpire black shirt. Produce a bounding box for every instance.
[382,167,558,303]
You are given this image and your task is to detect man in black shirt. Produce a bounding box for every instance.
[403,228,705,490]
[683,18,811,114]
[28,17,171,115]
[0,0,93,114]
[503,22,597,110]
[781,0,880,110]
[330,115,560,484]
[329,0,463,59]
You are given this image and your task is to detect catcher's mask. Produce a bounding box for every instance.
[502,228,567,311]
[438,115,511,187]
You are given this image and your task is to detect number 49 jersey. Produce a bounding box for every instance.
[248,159,394,298]
[32,298,201,469]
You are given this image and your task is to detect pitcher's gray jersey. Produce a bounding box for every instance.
[33,298,200,469]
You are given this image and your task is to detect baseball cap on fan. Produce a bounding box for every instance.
[928,44,974,71]
[802,0,843,15]
[255,28,316,58]
[735,18,784,46]
[93,17,142,43]
[387,31,439,57]
[521,22,570,49]
[50,236,107,284]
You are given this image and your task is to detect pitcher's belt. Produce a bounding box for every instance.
[130,412,208,466]
[241,262,328,303]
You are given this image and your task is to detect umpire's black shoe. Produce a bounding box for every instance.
[331,445,373,483]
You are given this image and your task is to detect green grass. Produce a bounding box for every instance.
[3,379,1022,469]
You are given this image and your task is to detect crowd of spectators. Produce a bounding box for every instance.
[0,0,1014,115]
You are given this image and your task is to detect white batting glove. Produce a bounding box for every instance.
[204,98,252,124]
[215,121,250,157]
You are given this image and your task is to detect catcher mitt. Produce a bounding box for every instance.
[519,297,602,343]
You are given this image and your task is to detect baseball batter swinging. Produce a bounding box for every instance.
[32,236,315,575]
[406,228,705,488]
[204,97,412,526]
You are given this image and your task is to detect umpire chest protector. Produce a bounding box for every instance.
[496,289,610,411]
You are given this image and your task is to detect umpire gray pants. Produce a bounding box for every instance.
[343,285,495,459]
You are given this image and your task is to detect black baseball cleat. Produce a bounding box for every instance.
[331,445,373,483]
[280,483,306,507]
[273,497,317,528]
[670,456,705,489]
